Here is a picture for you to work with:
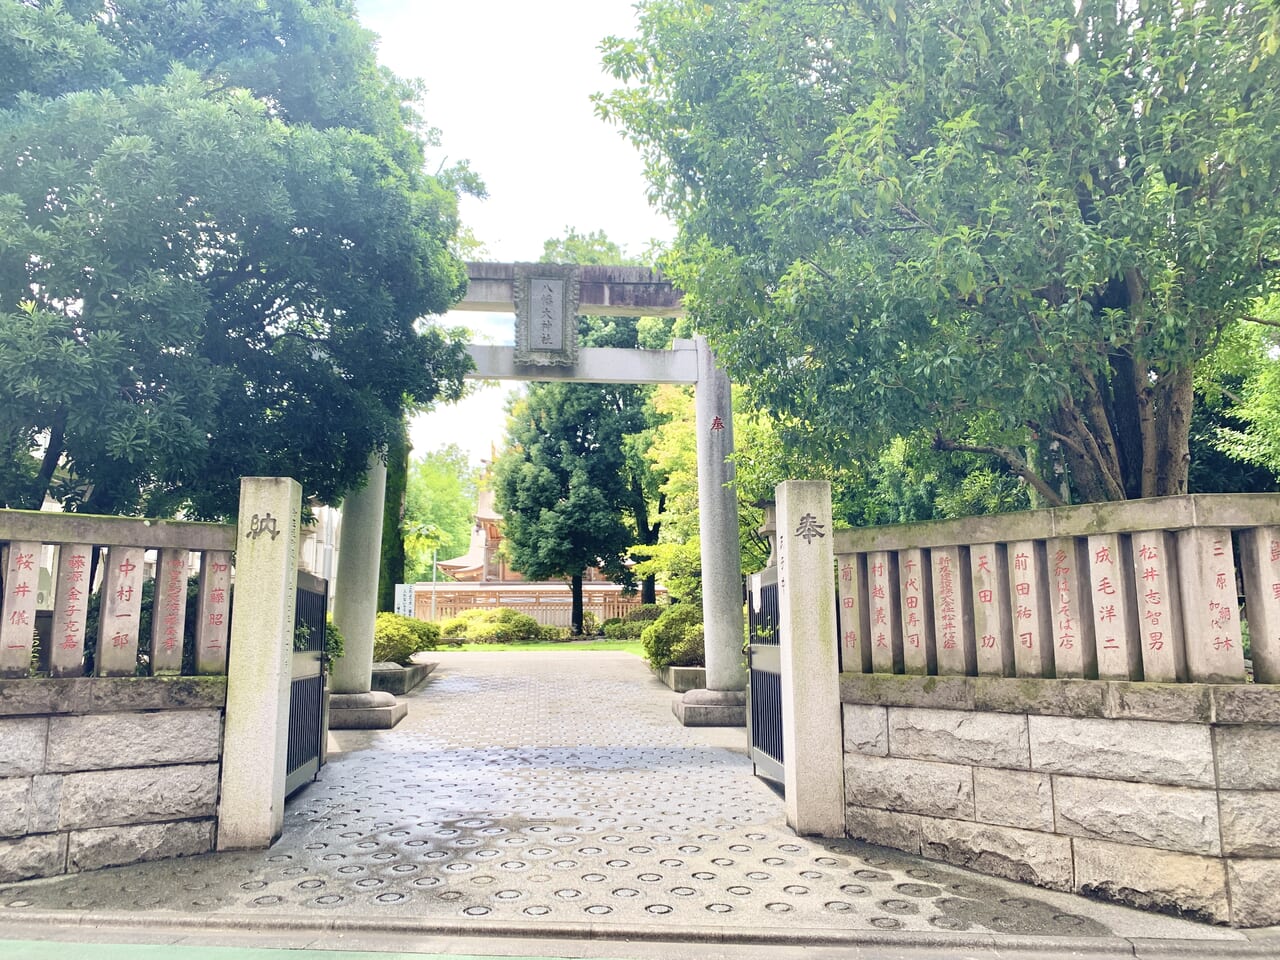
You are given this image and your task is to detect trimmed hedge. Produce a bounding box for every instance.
[641,604,703,668]
[373,612,441,666]
[440,607,556,644]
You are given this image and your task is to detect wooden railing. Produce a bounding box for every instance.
[833,494,1280,684]
[1,510,237,678]
[413,582,654,628]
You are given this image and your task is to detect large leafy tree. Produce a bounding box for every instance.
[495,378,642,634]
[600,0,1280,504]
[0,0,473,516]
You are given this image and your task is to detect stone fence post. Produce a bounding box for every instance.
[776,480,844,837]
[217,477,301,850]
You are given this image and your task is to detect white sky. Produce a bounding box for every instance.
[354,0,674,465]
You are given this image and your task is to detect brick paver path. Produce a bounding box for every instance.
[0,650,1242,945]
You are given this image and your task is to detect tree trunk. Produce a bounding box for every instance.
[641,574,657,605]
[1155,363,1194,496]
[571,573,584,636]
[29,411,66,510]
[377,426,409,612]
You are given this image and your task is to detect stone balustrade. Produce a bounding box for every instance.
[770,484,1280,926]
[0,510,237,679]
[833,494,1280,684]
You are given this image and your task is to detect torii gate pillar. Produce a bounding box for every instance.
[675,335,748,725]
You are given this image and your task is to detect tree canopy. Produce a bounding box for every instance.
[600,0,1280,504]
[0,0,475,516]
[403,443,481,583]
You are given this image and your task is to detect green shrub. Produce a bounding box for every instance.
[601,617,623,630]
[603,620,647,641]
[669,623,705,667]
[373,612,440,665]
[625,603,664,623]
[539,624,570,642]
[438,607,547,644]
[440,608,489,639]
[641,604,703,668]
[580,610,599,635]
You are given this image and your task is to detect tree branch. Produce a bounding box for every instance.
[932,434,1067,507]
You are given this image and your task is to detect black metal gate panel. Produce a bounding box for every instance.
[747,566,784,786]
[286,569,328,797]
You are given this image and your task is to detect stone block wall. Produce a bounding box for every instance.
[841,673,1280,926]
[0,676,226,882]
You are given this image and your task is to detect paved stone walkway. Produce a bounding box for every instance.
[0,651,1259,949]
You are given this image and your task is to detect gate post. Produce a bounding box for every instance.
[218,477,302,850]
[329,455,406,728]
[776,480,844,837]
[676,335,747,725]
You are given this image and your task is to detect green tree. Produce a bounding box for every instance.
[495,380,641,634]
[601,0,1280,505]
[403,444,481,582]
[0,0,474,516]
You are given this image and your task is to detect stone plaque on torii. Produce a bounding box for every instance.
[468,261,742,725]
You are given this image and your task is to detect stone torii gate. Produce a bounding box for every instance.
[330,262,746,727]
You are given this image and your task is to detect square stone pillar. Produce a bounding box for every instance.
[1087,533,1142,680]
[1048,537,1097,679]
[898,548,936,675]
[971,543,1013,677]
[95,546,145,677]
[868,551,902,674]
[931,545,975,676]
[0,541,41,678]
[1240,527,1280,684]
[1009,540,1054,678]
[776,480,843,838]
[1131,531,1186,683]
[151,548,191,676]
[50,544,92,678]
[218,477,302,850]
[1175,528,1246,683]
[836,553,871,673]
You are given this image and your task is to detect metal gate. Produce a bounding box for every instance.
[747,565,784,786]
[286,570,328,797]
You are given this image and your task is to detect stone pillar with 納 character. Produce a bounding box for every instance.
[218,476,302,850]
[674,335,747,726]
[1175,527,1246,683]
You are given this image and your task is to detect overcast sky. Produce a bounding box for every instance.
[354,0,674,465]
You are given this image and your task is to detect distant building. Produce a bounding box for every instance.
[416,488,657,628]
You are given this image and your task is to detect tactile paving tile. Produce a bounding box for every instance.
[0,651,1112,937]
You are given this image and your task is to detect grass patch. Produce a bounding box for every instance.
[445,639,645,656]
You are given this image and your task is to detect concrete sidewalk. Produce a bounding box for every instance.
[2,650,1277,958]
